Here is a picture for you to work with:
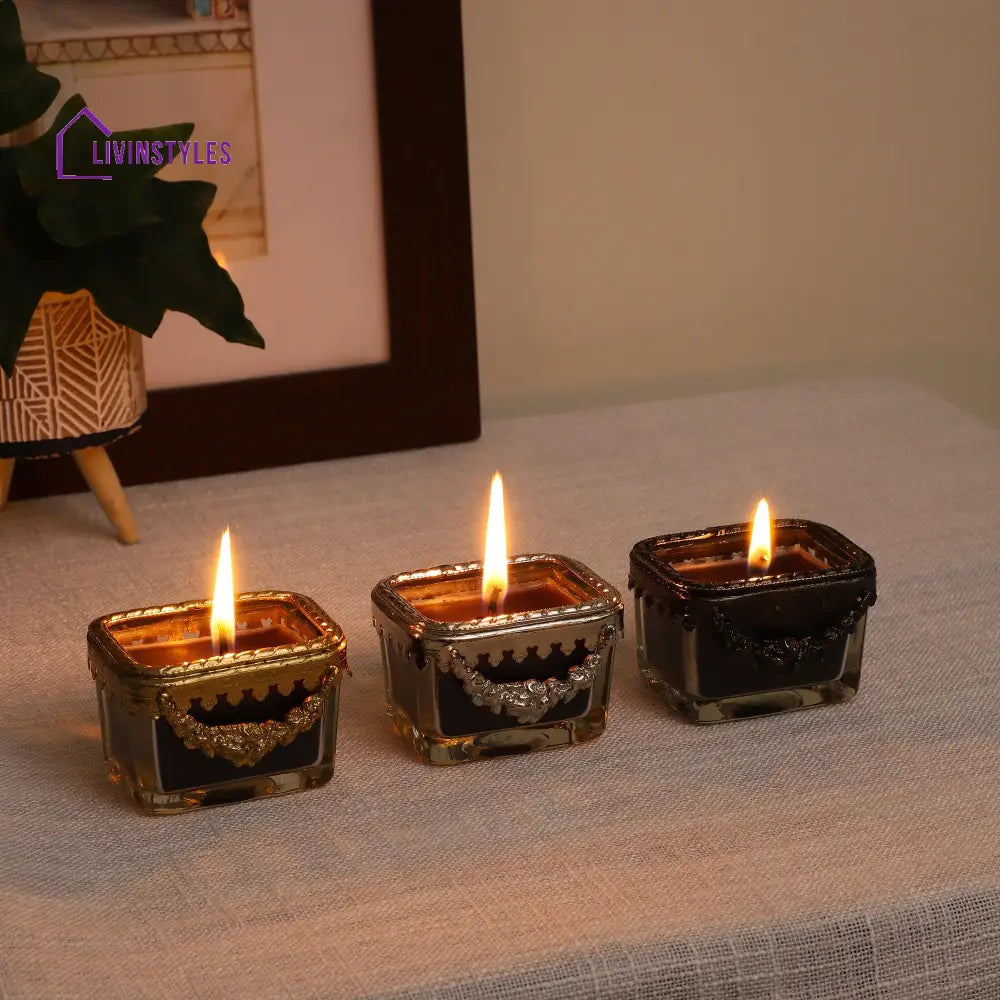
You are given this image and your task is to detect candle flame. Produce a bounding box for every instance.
[748,498,772,575]
[482,471,508,613]
[211,527,236,655]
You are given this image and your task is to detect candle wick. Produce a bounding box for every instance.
[487,586,502,615]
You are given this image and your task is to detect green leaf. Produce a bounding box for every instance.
[0,148,84,373]
[148,178,217,226]
[0,1,60,136]
[0,78,261,366]
[15,94,197,247]
[75,242,167,335]
[0,268,42,377]
[79,222,263,348]
[35,182,162,248]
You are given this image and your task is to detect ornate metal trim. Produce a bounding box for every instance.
[372,553,624,647]
[711,590,876,669]
[88,591,348,715]
[630,520,877,597]
[438,624,617,725]
[632,584,696,631]
[157,669,338,768]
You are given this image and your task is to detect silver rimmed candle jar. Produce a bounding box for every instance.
[372,553,624,764]
[629,518,876,723]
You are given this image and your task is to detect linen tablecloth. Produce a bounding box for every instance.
[1,378,998,1000]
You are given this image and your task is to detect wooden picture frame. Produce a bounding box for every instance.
[10,0,479,500]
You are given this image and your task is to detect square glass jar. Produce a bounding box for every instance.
[87,591,348,815]
[371,554,624,764]
[629,520,876,723]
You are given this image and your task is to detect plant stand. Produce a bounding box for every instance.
[73,448,139,543]
[0,448,138,543]
[0,291,146,543]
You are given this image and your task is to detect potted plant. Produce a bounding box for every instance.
[0,0,262,541]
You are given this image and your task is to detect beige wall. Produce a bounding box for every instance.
[462,0,1000,426]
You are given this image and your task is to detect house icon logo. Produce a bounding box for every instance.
[54,105,233,176]
[56,106,112,181]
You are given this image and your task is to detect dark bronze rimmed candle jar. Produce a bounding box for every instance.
[87,591,348,815]
[629,519,876,723]
[371,554,624,764]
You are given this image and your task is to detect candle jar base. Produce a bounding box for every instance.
[630,520,876,724]
[88,592,348,815]
[636,646,863,724]
[99,694,338,815]
[387,702,609,764]
[372,554,624,765]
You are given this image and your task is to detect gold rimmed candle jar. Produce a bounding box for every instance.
[87,532,348,815]
[629,502,876,723]
[371,474,624,764]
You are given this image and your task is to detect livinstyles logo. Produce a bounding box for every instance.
[56,106,232,181]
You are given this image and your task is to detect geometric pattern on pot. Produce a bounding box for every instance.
[0,290,146,447]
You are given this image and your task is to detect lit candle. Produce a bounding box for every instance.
[407,473,592,624]
[86,531,349,814]
[127,529,309,668]
[210,526,235,656]
[482,471,508,615]
[747,499,772,577]
[629,502,878,723]
[666,499,831,584]
[371,474,625,763]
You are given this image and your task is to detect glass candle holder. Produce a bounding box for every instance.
[87,591,348,815]
[371,554,624,764]
[629,519,876,723]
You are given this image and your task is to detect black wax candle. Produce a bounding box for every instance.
[372,554,624,763]
[629,519,877,723]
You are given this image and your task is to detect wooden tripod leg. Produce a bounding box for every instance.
[0,458,13,510]
[72,446,139,544]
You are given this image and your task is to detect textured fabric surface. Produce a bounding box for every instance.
[0,378,998,1000]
